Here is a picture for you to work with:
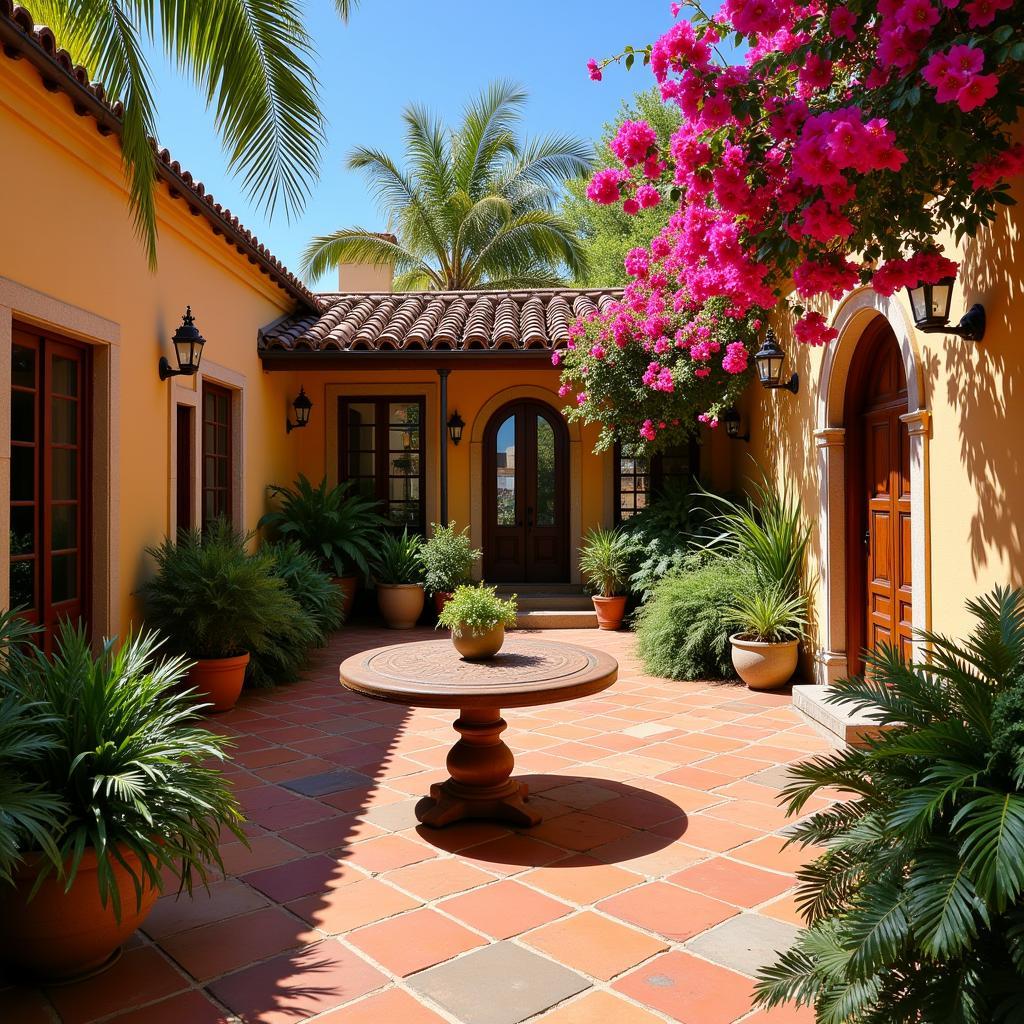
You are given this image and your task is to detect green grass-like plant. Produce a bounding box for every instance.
[579,526,633,598]
[421,522,481,595]
[635,558,754,680]
[0,623,244,918]
[436,584,517,639]
[727,584,807,644]
[374,529,424,585]
[755,586,1024,1023]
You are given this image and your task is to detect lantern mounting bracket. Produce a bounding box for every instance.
[916,303,985,342]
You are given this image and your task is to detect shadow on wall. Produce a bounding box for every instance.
[952,194,1024,581]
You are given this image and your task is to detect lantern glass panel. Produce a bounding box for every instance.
[929,280,952,321]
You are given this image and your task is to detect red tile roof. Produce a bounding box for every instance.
[0,1,318,309]
[259,288,622,354]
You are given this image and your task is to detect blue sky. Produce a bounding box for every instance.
[145,2,676,288]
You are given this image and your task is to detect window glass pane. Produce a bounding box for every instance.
[216,458,228,488]
[348,452,375,477]
[51,355,78,398]
[51,552,77,604]
[52,450,77,501]
[535,415,556,527]
[355,478,376,500]
[10,506,35,556]
[389,453,419,476]
[11,391,34,443]
[11,446,34,502]
[347,403,376,425]
[12,346,35,389]
[390,427,419,451]
[52,397,77,445]
[390,477,420,501]
[51,505,77,550]
[351,426,375,451]
[390,402,419,426]
[388,503,418,527]
[495,414,516,526]
[9,558,34,609]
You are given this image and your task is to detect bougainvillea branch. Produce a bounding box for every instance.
[564,0,1024,450]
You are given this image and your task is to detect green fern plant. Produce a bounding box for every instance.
[755,586,1024,1023]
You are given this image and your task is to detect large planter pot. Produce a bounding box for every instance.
[188,652,250,712]
[332,575,358,619]
[452,622,505,660]
[0,846,159,982]
[377,583,425,629]
[433,591,454,615]
[730,633,799,691]
[592,595,627,631]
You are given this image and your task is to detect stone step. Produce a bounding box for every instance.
[514,594,594,611]
[496,583,585,595]
[515,610,599,630]
[792,685,889,748]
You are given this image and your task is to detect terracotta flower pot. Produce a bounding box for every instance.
[433,591,454,615]
[592,595,627,630]
[452,622,505,660]
[0,846,159,982]
[377,583,425,629]
[332,575,358,619]
[730,633,799,690]
[187,652,250,712]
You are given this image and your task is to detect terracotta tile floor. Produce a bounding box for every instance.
[1,626,831,1023]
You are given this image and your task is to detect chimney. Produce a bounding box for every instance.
[337,232,396,293]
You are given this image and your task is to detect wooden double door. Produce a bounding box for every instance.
[845,319,913,675]
[483,401,569,583]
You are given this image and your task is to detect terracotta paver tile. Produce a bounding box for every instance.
[245,795,336,831]
[523,910,667,980]
[207,939,386,1024]
[340,832,437,872]
[414,820,511,853]
[731,835,824,874]
[761,890,807,927]
[674,813,764,852]
[743,1003,818,1023]
[587,793,686,829]
[280,813,385,853]
[598,880,736,941]
[384,856,496,900]
[348,907,485,975]
[704,798,794,831]
[669,857,795,907]
[657,765,736,790]
[458,833,565,874]
[0,987,56,1024]
[217,834,302,875]
[530,810,636,852]
[258,756,337,783]
[244,854,366,903]
[522,854,642,905]
[537,990,665,1023]
[316,987,447,1023]
[288,876,420,933]
[589,832,706,876]
[106,990,231,1023]
[613,950,753,1024]
[161,906,318,981]
[45,947,188,1024]
[542,780,620,809]
[440,879,572,938]
[143,878,268,939]
[686,913,802,977]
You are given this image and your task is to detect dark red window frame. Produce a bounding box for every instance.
[201,381,233,528]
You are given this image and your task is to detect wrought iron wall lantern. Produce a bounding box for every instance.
[286,386,313,433]
[447,411,465,446]
[905,277,985,341]
[158,306,206,380]
[723,407,749,442]
[754,329,799,394]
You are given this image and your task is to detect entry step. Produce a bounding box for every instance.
[792,685,890,748]
[515,610,598,630]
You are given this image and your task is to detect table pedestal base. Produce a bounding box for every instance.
[415,707,541,828]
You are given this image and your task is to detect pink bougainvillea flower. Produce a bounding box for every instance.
[896,0,940,31]
[587,58,602,82]
[794,311,838,346]
[611,119,659,167]
[956,73,999,111]
[964,0,1012,25]
[586,168,627,205]
[623,198,641,215]
[636,184,662,209]
[829,5,857,40]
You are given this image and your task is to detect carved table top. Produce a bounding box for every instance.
[339,637,618,710]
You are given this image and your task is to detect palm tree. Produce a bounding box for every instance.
[301,81,593,290]
[30,0,357,268]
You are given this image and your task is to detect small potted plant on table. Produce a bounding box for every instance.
[0,619,243,981]
[437,584,518,660]
[727,583,807,690]
[422,521,481,614]
[374,528,426,629]
[142,523,305,711]
[259,475,385,617]
[579,526,633,630]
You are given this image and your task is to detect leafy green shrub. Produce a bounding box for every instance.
[259,474,385,577]
[579,526,633,598]
[374,529,424,585]
[422,522,480,595]
[756,587,1024,1024]
[635,559,753,680]
[727,584,807,644]
[0,623,244,915]
[141,522,305,662]
[437,584,518,639]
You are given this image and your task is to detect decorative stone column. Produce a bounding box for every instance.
[813,427,848,685]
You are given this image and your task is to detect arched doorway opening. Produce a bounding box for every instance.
[482,400,569,583]
[844,317,913,676]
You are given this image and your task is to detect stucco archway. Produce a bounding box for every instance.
[812,288,932,683]
[469,385,583,584]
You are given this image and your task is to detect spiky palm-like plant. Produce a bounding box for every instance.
[755,586,1024,1023]
[301,81,592,289]
[29,0,357,267]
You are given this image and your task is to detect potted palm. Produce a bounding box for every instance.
[727,584,807,690]
[437,584,518,660]
[141,523,307,711]
[374,529,426,629]
[0,620,244,981]
[259,475,386,617]
[579,526,633,630]
[422,521,481,614]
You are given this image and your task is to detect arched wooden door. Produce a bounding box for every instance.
[845,318,913,676]
[483,401,569,583]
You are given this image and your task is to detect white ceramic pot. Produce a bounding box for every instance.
[730,633,799,690]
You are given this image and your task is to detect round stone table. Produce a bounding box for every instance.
[339,637,618,828]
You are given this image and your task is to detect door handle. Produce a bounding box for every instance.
[527,506,534,529]
[864,529,870,548]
